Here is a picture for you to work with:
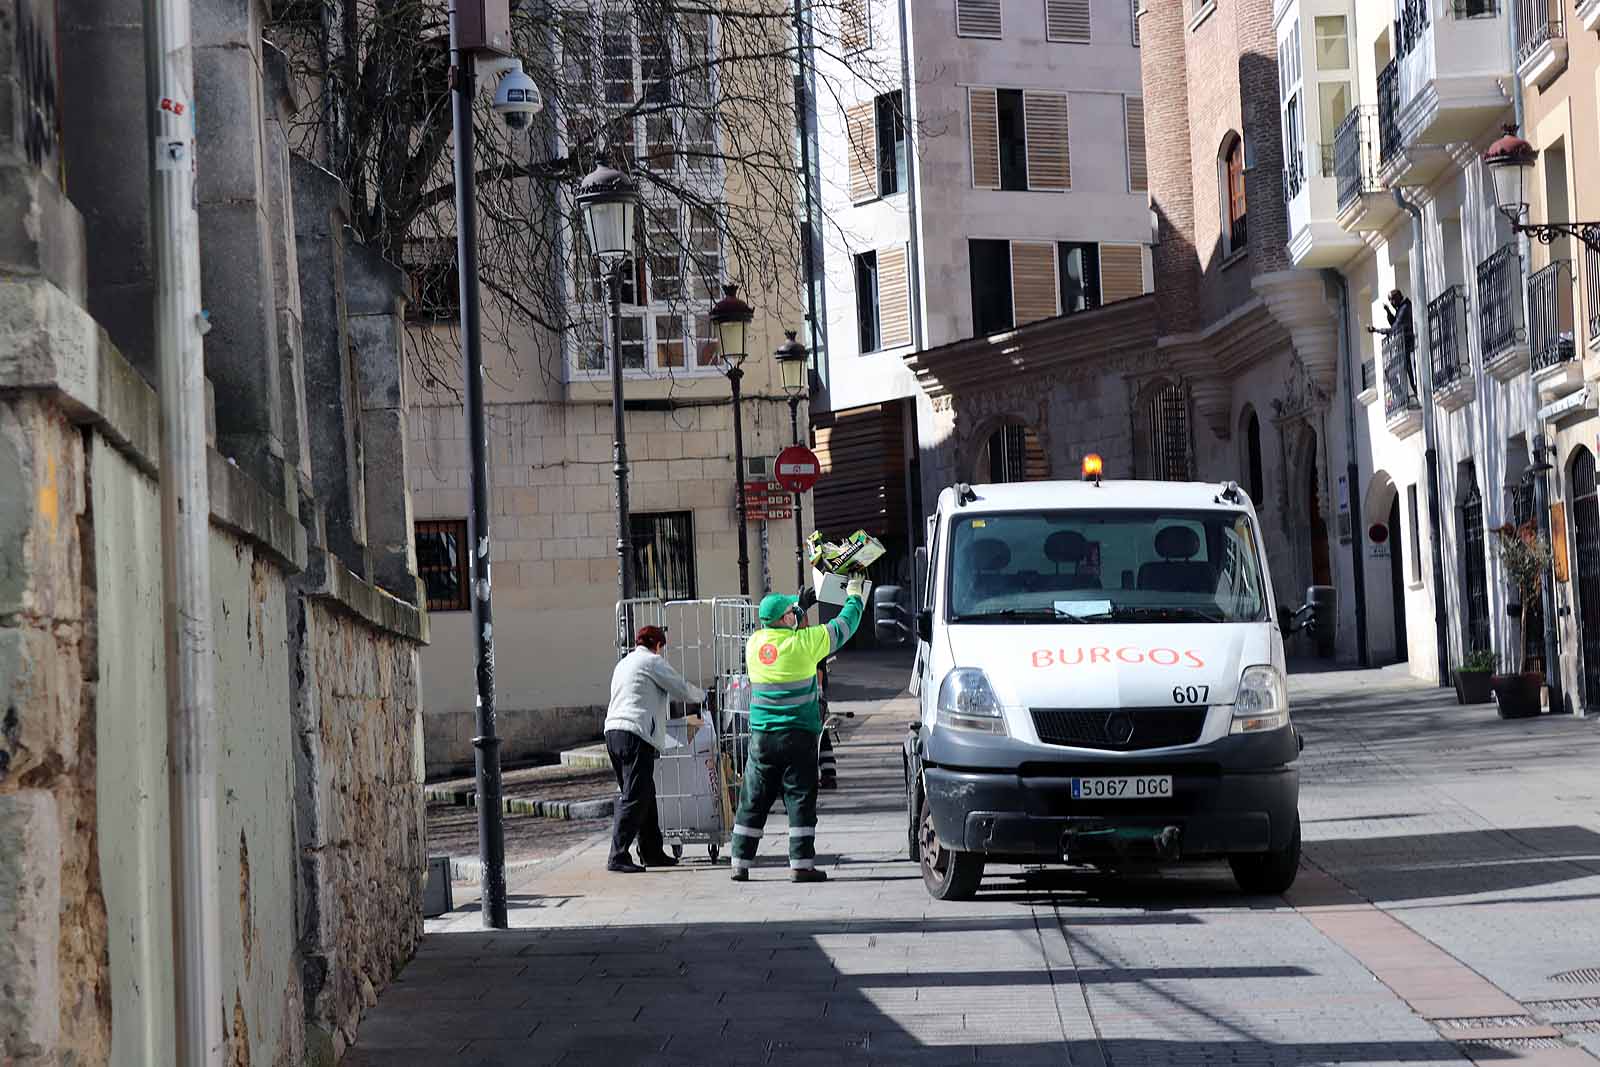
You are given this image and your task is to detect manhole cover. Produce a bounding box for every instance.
[1549,967,1600,985]
[1457,1038,1569,1050]
[1434,1016,1538,1029]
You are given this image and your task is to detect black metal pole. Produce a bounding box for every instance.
[609,264,635,605]
[449,12,506,930]
[790,395,805,590]
[730,367,750,595]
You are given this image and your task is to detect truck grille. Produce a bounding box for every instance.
[1030,707,1209,751]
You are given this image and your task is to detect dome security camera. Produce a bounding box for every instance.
[483,58,542,130]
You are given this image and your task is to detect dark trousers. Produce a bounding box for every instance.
[730,728,819,871]
[606,729,664,864]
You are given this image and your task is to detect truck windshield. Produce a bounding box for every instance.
[947,509,1268,624]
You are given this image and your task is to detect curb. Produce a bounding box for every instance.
[425,788,615,821]
[559,743,611,771]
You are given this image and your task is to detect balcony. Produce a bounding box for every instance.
[1334,107,1402,232]
[1477,244,1529,381]
[1384,328,1423,438]
[1515,0,1568,90]
[1529,260,1581,402]
[1428,285,1474,411]
[1377,60,1403,170]
[1285,124,1366,267]
[1359,355,1379,405]
[1586,243,1600,350]
[1579,0,1600,35]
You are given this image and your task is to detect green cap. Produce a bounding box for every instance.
[758,593,800,624]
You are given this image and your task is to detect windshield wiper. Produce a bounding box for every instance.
[1106,606,1226,623]
[951,608,1090,623]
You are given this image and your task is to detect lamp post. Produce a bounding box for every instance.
[711,284,755,596]
[577,165,641,611]
[1483,124,1574,713]
[775,330,809,590]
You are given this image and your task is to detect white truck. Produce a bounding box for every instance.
[902,475,1305,901]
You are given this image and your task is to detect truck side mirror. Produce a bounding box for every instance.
[916,608,933,643]
[913,546,929,609]
[873,585,910,646]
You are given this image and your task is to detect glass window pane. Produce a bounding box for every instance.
[621,315,646,369]
[1314,15,1349,69]
[694,313,720,367]
[655,314,685,368]
[1318,82,1350,144]
[604,31,634,103]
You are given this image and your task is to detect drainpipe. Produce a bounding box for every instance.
[896,0,922,352]
[1395,188,1452,687]
[1505,6,1564,712]
[793,0,822,389]
[146,0,224,1057]
[1326,268,1371,666]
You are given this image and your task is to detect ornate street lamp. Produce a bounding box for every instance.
[576,164,640,606]
[1484,125,1600,249]
[711,284,756,596]
[774,330,809,589]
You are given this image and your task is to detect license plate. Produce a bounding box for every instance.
[1071,776,1173,800]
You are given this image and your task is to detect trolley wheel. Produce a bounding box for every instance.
[671,843,683,860]
[708,844,721,863]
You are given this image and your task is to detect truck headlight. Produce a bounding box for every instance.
[937,668,1008,735]
[1230,665,1290,734]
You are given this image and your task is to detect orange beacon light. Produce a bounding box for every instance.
[1082,453,1103,484]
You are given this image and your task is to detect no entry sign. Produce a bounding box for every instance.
[774,445,821,493]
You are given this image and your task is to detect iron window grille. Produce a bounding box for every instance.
[1514,0,1564,68]
[404,238,461,323]
[1586,242,1600,347]
[1377,60,1402,166]
[1283,144,1306,201]
[1383,327,1420,419]
[1461,477,1491,654]
[1334,106,1378,213]
[1529,260,1576,371]
[1428,285,1470,388]
[631,511,696,602]
[415,519,470,612]
[1136,382,1193,480]
[1476,244,1525,363]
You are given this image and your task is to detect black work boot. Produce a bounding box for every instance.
[730,867,749,882]
[791,868,828,884]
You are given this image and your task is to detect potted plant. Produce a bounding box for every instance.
[1452,648,1495,705]
[1490,522,1550,719]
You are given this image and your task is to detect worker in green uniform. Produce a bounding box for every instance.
[730,579,865,883]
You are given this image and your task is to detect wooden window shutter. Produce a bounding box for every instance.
[1100,243,1146,304]
[1023,91,1070,191]
[956,0,1003,37]
[1125,96,1147,192]
[877,245,911,347]
[841,0,869,52]
[846,101,878,203]
[1045,0,1091,43]
[969,88,1000,190]
[1010,241,1059,326]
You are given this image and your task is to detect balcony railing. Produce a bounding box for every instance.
[1428,285,1470,388]
[1477,244,1524,362]
[1586,243,1600,346]
[1335,107,1379,212]
[1377,60,1403,165]
[1529,260,1576,371]
[1284,145,1305,200]
[1384,327,1420,419]
[1515,0,1564,68]
[1398,0,1431,58]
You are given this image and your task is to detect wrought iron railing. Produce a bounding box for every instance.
[1377,60,1403,166]
[1383,327,1420,419]
[1428,285,1469,388]
[1361,356,1376,393]
[1335,106,1379,212]
[1477,244,1524,362]
[1586,242,1600,347]
[1284,144,1305,201]
[1529,260,1576,371]
[1515,0,1564,68]
[1398,0,1430,58]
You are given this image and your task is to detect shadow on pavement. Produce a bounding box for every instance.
[1307,825,1600,902]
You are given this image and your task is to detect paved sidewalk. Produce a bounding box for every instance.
[348,654,1600,1065]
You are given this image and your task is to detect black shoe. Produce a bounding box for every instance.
[791,868,828,884]
[819,775,837,791]
[607,860,646,874]
[730,868,749,882]
[640,852,678,868]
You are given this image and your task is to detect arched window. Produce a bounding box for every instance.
[1220,134,1248,256]
[1245,410,1264,504]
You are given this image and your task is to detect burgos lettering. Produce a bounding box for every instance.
[1031,647,1206,669]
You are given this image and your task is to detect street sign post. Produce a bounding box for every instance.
[774,445,821,493]
[743,480,793,522]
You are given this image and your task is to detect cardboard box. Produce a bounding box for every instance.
[812,568,872,607]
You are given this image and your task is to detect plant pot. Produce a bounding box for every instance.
[1453,670,1493,705]
[1490,672,1543,718]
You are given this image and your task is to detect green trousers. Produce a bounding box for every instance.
[730,728,818,871]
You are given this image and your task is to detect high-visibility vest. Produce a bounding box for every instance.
[744,597,862,733]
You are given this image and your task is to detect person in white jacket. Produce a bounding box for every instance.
[604,625,706,873]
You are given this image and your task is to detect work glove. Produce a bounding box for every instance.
[846,576,866,601]
[797,587,818,612]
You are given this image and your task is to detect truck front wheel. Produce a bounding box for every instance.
[919,792,984,901]
[1229,817,1301,896]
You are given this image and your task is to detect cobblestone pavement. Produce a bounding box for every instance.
[350,655,1600,1066]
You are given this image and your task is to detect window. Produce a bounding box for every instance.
[1221,135,1248,255]
[1132,0,1141,45]
[996,89,1028,191]
[971,87,1066,192]
[1245,411,1264,503]
[403,238,460,323]
[956,0,1003,38]
[840,0,870,52]
[1407,484,1422,583]
[1133,381,1191,480]
[1317,83,1350,175]
[846,100,877,203]
[632,512,696,602]
[855,251,880,351]
[1314,15,1349,68]
[1059,242,1101,313]
[1045,0,1091,43]
[970,239,1015,335]
[876,91,906,196]
[1099,243,1146,303]
[416,520,470,612]
[1283,92,1304,194]
[1124,96,1146,192]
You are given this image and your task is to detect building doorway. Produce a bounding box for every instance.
[1569,447,1600,707]
[1460,470,1491,655]
[1304,432,1332,588]
[1389,494,1409,662]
